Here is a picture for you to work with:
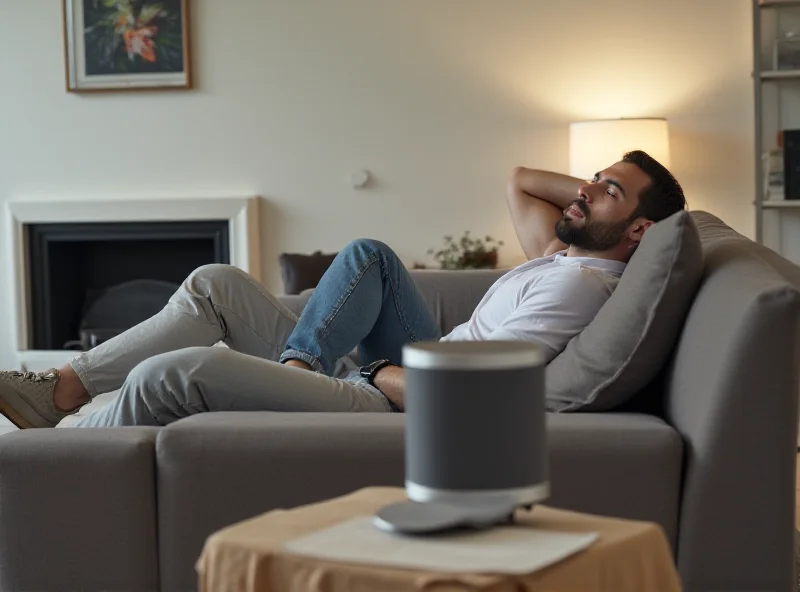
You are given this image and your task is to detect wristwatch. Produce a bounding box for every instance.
[360,358,392,387]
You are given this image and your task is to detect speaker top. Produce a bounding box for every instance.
[402,341,543,371]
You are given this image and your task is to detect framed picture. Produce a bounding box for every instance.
[63,0,191,92]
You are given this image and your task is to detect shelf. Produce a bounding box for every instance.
[761,70,800,80]
[762,201,800,208]
[759,0,800,7]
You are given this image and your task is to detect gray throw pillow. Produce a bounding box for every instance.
[545,210,703,412]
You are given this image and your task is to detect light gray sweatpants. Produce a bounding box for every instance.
[71,265,392,427]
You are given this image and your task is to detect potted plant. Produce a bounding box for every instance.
[427,231,503,270]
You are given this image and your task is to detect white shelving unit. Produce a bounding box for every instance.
[759,0,800,8]
[761,69,800,79]
[763,200,800,207]
[754,0,800,260]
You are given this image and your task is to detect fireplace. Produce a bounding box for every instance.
[7,196,261,371]
[27,221,230,351]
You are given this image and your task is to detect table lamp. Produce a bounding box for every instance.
[569,118,671,181]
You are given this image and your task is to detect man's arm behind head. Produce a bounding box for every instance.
[506,167,582,260]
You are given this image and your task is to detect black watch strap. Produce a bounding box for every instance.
[360,359,392,386]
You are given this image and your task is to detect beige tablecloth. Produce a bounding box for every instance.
[197,487,681,592]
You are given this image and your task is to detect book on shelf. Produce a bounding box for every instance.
[763,149,786,201]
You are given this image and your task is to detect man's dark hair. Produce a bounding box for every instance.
[622,150,686,223]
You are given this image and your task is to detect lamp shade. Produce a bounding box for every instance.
[569,118,670,180]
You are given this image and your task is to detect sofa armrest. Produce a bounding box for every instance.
[664,243,800,592]
[0,427,161,592]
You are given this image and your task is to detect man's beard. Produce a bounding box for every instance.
[555,203,630,252]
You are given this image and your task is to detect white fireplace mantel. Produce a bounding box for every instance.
[5,195,261,370]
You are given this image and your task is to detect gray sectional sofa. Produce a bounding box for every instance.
[0,211,798,592]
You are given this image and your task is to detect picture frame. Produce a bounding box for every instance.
[62,0,192,93]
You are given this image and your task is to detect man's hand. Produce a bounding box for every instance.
[506,167,584,260]
[372,365,405,411]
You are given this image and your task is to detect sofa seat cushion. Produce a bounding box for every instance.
[156,411,682,591]
[545,412,683,550]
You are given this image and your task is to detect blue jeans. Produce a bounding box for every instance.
[279,239,442,374]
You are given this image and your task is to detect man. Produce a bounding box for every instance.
[0,150,685,428]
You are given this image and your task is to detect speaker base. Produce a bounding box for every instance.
[405,480,550,509]
[373,498,519,534]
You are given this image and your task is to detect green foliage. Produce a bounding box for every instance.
[427,231,504,270]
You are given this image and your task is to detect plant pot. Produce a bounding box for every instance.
[458,250,498,269]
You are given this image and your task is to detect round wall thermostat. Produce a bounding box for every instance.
[349,169,371,188]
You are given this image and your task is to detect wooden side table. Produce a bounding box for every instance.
[197,487,681,592]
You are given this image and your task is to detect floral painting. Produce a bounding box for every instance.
[63,0,191,92]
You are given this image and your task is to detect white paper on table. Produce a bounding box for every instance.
[282,516,598,575]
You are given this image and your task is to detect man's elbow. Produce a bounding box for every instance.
[508,166,541,198]
[510,166,527,179]
[509,166,526,186]
[507,166,529,201]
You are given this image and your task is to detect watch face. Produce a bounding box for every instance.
[362,359,389,382]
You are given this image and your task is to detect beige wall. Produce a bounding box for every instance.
[0,0,753,368]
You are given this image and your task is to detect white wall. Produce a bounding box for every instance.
[0,0,754,368]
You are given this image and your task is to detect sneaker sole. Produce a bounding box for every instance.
[0,398,36,429]
[0,385,55,429]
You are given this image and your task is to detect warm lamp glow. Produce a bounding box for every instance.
[569,118,671,180]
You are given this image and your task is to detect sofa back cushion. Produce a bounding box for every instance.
[407,269,507,335]
[691,210,800,287]
[278,269,505,336]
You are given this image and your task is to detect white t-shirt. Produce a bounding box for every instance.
[440,251,626,363]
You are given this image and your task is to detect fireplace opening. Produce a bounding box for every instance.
[26,220,230,350]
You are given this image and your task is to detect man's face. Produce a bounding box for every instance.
[555,161,652,251]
